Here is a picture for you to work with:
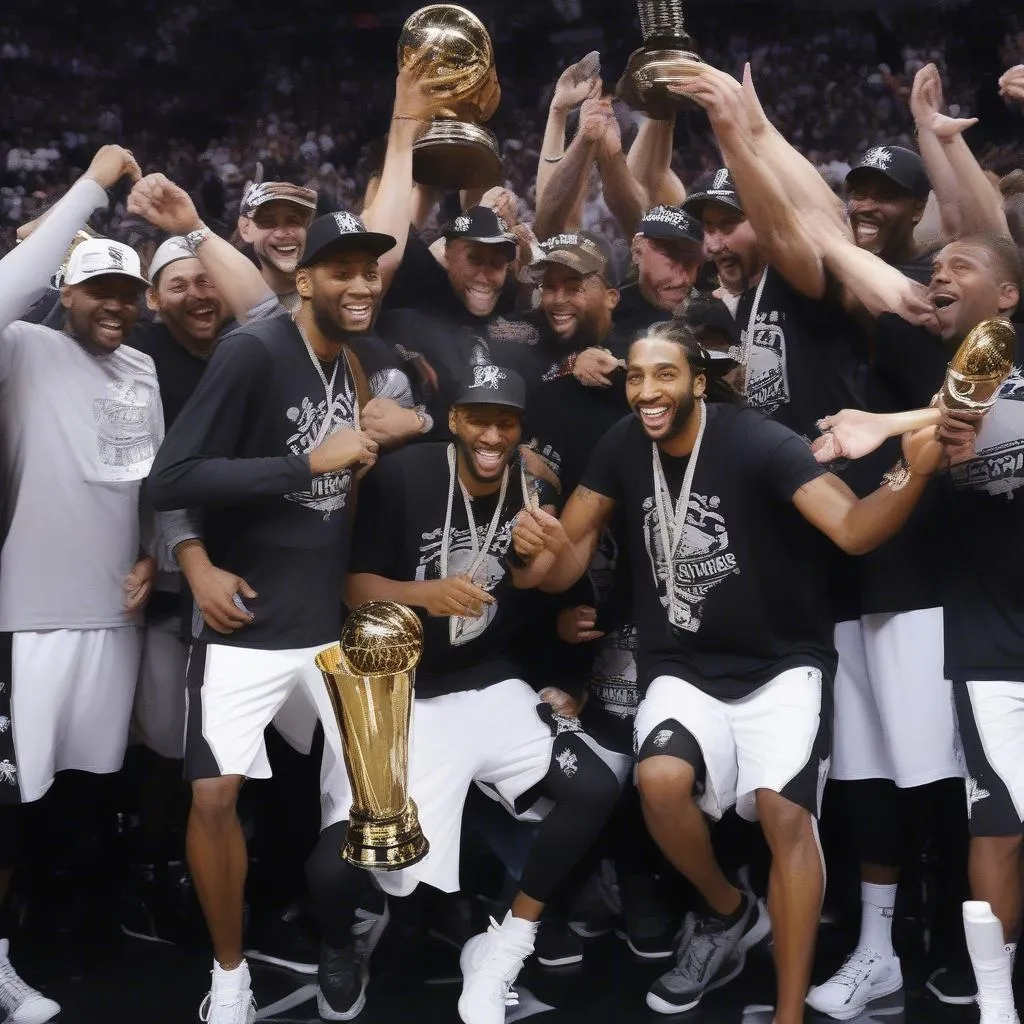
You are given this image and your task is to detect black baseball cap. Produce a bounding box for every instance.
[683,168,744,218]
[681,296,741,350]
[532,231,618,285]
[637,205,704,244]
[297,211,397,268]
[454,364,527,411]
[846,146,930,200]
[444,206,517,261]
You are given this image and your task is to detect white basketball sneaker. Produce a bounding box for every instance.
[806,948,903,1020]
[458,912,537,1024]
[0,939,60,1024]
[198,959,257,1024]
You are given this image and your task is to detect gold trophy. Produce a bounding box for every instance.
[398,4,503,189]
[941,317,1016,411]
[617,0,702,116]
[315,601,429,870]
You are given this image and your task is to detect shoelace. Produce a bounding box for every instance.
[475,917,535,1007]
[0,957,36,1013]
[199,978,256,1023]
[831,949,881,989]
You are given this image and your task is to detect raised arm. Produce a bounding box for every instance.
[537,55,602,211]
[910,63,1009,241]
[627,116,686,208]
[128,173,274,321]
[671,64,829,300]
[0,146,139,329]
[361,66,436,294]
[594,104,648,239]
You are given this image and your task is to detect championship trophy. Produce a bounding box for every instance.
[617,0,702,117]
[940,317,1016,411]
[398,4,503,189]
[315,601,429,870]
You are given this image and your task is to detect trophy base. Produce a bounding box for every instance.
[343,800,430,871]
[413,120,502,189]
[633,47,703,103]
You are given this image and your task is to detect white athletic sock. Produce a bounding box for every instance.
[858,881,897,957]
[964,902,1015,1018]
[212,959,250,993]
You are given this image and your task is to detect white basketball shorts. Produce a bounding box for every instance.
[634,666,831,822]
[320,678,555,897]
[0,628,141,804]
[832,608,960,787]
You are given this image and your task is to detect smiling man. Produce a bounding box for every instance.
[0,145,159,1024]
[237,179,319,313]
[316,365,620,1024]
[514,319,951,1024]
[147,211,397,1024]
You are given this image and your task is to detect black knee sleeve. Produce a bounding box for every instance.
[518,735,620,904]
[0,804,20,870]
[305,822,379,946]
[847,778,904,868]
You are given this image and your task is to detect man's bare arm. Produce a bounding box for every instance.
[627,117,686,208]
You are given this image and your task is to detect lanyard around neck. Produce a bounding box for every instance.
[737,269,768,397]
[651,401,707,621]
[293,317,359,445]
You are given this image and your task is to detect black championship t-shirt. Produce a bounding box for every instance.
[735,267,867,439]
[873,314,1024,681]
[149,315,384,650]
[613,281,673,340]
[348,443,556,697]
[582,404,836,698]
[126,321,209,430]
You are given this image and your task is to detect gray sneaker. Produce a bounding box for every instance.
[645,894,770,1014]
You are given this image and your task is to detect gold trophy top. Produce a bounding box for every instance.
[335,601,424,678]
[398,5,500,122]
[942,317,1016,411]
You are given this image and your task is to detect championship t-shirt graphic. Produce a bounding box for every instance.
[743,309,790,415]
[415,519,513,645]
[949,374,1024,498]
[642,490,740,633]
[283,378,358,519]
[92,376,160,482]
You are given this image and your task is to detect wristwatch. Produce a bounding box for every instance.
[413,405,434,435]
[185,226,211,253]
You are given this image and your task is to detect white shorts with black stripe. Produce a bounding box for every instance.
[634,667,831,822]
[184,640,340,782]
[953,680,1024,837]
[0,628,141,804]
[320,678,586,898]
[832,608,960,787]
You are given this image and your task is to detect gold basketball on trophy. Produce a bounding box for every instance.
[398,4,503,188]
[942,318,1016,411]
[340,600,424,676]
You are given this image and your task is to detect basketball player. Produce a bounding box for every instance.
[0,145,156,1023]
[148,213,394,1024]
[511,320,951,1024]
[306,366,622,1024]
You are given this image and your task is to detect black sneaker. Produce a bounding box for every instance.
[646,894,771,1014]
[616,874,676,960]
[318,942,366,1022]
[244,905,319,975]
[535,918,584,967]
[925,964,977,1005]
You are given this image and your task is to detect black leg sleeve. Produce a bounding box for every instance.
[305,821,380,947]
[0,804,20,872]
[518,735,620,905]
[847,778,905,868]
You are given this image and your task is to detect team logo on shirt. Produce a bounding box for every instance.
[93,377,160,481]
[589,625,639,721]
[284,381,358,519]
[415,519,514,646]
[742,310,790,414]
[949,374,1024,499]
[642,491,740,634]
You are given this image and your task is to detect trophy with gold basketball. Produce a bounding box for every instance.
[315,601,429,870]
[617,0,702,116]
[940,317,1016,412]
[398,4,503,189]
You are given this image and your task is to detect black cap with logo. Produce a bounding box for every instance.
[637,205,704,244]
[683,168,745,218]
[454,364,527,411]
[846,145,930,199]
[297,211,397,268]
[444,206,518,261]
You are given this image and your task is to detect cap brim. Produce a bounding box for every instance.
[845,166,918,196]
[532,252,605,278]
[243,196,318,214]
[149,253,195,283]
[683,191,744,217]
[65,268,150,289]
[453,396,525,411]
[298,232,397,267]
[638,223,704,245]
[446,234,517,260]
